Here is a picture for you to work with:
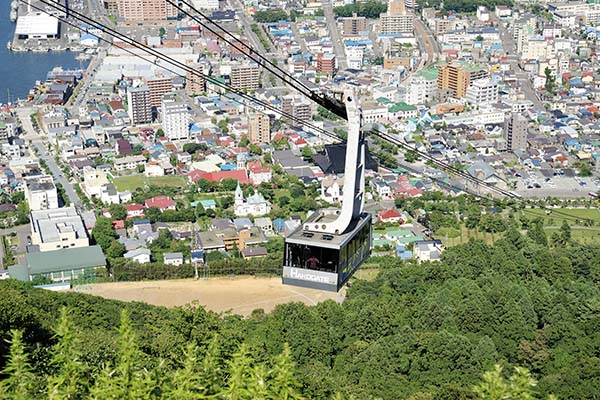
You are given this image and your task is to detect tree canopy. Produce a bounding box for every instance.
[1,228,599,398]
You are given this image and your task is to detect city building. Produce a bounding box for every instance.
[116,0,178,20]
[234,184,271,217]
[317,53,337,75]
[29,206,89,253]
[24,175,59,210]
[465,77,499,105]
[8,246,106,283]
[103,0,119,15]
[191,0,219,10]
[161,93,189,140]
[342,13,367,35]
[15,12,59,39]
[147,73,174,107]
[127,86,152,125]
[185,61,209,95]
[248,112,271,144]
[504,112,528,152]
[380,0,414,34]
[407,67,438,105]
[437,62,488,98]
[230,63,260,90]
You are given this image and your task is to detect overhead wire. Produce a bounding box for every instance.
[32,0,516,200]
[165,0,348,118]
[166,0,316,97]
[28,0,343,144]
[32,0,599,223]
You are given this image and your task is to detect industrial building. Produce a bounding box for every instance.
[29,206,90,253]
[15,12,59,39]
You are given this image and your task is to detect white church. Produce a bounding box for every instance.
[234,183,272,217]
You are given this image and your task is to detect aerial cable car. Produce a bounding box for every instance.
[282,90,372,292]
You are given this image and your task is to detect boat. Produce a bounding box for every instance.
[75,53,91,61]
[11,0,18,10]
[6,41,11,50]
[10,9,17,22]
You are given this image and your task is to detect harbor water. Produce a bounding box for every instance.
[0,0,86,104]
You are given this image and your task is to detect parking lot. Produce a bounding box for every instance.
[515,173,600,198]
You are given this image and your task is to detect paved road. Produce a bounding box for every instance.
[499,23,544,109]
[413,15,440,66]
[32,141,82,208]
[0,225,30,269]
[323,0,347,71]
[232,0,280,88]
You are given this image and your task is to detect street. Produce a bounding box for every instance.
[413,15,440,66]
[323,0,348,71]
[32,141,82,208]
[231,0,281,88]
[499,23,544,109]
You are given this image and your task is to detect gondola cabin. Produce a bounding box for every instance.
[282,210,372,291]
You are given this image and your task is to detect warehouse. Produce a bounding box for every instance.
[15,12,59,39]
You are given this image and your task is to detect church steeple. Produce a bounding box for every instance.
[235,182,244,205]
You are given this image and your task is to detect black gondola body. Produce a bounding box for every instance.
[282,91,372,291]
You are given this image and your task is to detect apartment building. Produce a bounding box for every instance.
[504,112,528,152]
[342,13,367,35]
[380,0,414,34]
[465,78,499,105]
[24,175,59,210]
[117,0,177,20]
[317,53,337,75]
[230,63,260,90]
[127,86,152,125]
[113,155,147,171]
[161,93,189,141]
[147,73,174,107]
[248,112,271,144]
[103,0,119,15]
[30,206,89,252]
[185,61,209,95]
[437,62,488,98]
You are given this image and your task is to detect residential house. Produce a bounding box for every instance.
[144,196,176,212]
[124,248,151,264]
[164,252,184,265]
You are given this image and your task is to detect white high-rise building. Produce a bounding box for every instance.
[161,93,189,141]
[407,70,438,105]
[465,78,499,105]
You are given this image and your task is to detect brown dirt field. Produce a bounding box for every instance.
[75,277,344,316]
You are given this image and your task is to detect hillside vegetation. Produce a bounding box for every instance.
[0,226,599,398]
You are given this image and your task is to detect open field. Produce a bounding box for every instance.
[521,208,600,226]
[113,175,188,192]
[75,277,343,316]
[437,225,504,247]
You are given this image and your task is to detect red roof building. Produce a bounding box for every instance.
[377,209,406,224]
[188,169,251,184]
[112,220,125,230]
[125,204,145,219]
[144,195,176,211]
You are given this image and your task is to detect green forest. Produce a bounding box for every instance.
[1,226,599,398]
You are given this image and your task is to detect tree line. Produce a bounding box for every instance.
[1,224,598,398]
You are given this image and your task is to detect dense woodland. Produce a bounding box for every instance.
[1,226,599,398]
